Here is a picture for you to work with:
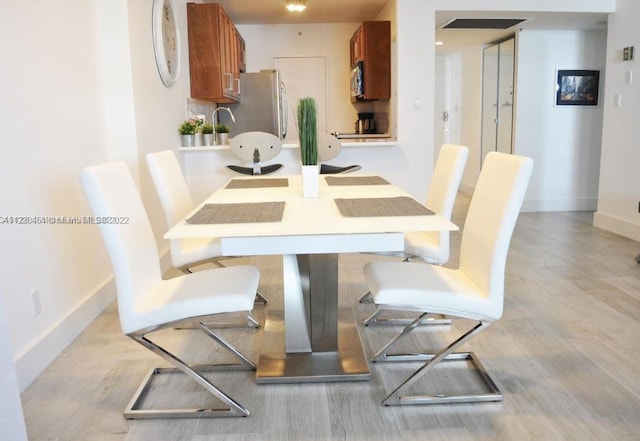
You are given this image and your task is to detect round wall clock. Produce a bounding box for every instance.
[152,0,181,87]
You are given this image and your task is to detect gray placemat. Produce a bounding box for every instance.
[186,201,285,224]
[334,197,434,217]
[225,178,289,189]
[325,176,390,186]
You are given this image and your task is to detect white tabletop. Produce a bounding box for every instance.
[165,175,457,241]
[165,175,457,256]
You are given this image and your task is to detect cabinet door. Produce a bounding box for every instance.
[350,26,364,65]
[186,3,240,102]
[219,9,239,100]
[354,21,390,100]
[237,32,246,74]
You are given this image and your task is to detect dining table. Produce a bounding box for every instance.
[165,174,457,384]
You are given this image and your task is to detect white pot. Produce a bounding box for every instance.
[301,165,319,198]
[180,134,195,147]
[217,133,229,145]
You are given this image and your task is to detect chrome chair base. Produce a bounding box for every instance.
[371,314,502,406]
[124,321,256,419]
[363,308,451,326]
[358,290,374,303]
[359,291,452,326]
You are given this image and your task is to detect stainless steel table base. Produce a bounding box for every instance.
[255,308,371,383]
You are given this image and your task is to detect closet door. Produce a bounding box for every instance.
[496,39,515,154]
[481,44,499,164]
[481,38,515,166]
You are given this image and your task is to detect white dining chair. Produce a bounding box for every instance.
[363,152,533,406]
[81,161,260,418]
[226,131,283,175]
[146,150,267,308]
[318,133,361,174]
[359,144,468,326]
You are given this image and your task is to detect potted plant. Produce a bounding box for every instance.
[297,97,319,197]
[178,120,197,147]
[215,123,230,145]
[202,123,214,146]
[192,115,206,145]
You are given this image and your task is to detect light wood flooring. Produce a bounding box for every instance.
[20,193,640,441]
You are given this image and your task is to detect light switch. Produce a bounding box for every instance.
[626,70,633,85]
[412,96,421,110]
[615,93,622,107]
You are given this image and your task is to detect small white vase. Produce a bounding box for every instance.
[194,132,203,146]
[301,165,319,198]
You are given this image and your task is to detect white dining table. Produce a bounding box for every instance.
[165,174,457,383]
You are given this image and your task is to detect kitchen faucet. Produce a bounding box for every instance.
[211,106,236,144]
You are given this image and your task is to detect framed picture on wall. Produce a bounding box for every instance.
[555,70,600,106]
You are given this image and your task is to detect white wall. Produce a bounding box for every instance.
[0,0,193,391]
[0,0,119,390]
[515,30,607,212]
[595,0,640,242]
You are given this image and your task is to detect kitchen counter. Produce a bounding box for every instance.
[178,137,398,152]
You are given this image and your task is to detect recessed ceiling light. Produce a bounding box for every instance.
[435,41,444,46]
[286,0,306,12]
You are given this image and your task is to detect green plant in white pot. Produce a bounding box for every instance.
[297,97,319,197]
[178,119,197,147]
[202,123,214,146]
[214,124,230,145]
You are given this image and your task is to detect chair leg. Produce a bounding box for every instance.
[363,309,451,326]
[254,291,268,304]
[358,290,374,303]
[371,317,502,406]
[124,322,255,419]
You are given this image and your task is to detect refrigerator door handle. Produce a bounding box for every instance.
[280,81,288,139]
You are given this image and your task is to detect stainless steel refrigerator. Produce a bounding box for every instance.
[217,69,288,140]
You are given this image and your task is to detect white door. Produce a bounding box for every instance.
[434,55,451,162]
[273,57,328,143]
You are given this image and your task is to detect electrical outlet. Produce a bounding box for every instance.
[31,289,42,317]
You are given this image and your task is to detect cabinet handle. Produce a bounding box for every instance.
[234,77,241,95]
[225,73,233,92]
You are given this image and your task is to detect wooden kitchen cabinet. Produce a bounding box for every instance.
[187,3,245,103]
[350,21,390,101]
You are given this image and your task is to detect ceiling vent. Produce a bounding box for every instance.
[441,18,528,30]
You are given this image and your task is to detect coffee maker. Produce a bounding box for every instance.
[355,112,376,134]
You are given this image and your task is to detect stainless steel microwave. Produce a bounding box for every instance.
[350,62,364,98]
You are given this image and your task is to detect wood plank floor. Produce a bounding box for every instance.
[20,193,640,441]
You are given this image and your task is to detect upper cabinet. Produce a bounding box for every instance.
[186,3,245,103]
[349,21,391,101]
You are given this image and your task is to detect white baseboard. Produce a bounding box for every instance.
[15,248,173,392]
[520,197,597,213]
[14,277,116,392]
[594,211,640,242]
[459,185,598,214]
